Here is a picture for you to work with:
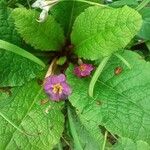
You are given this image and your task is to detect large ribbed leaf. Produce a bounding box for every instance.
[66,51,150,144]
[12,8,65,51]
[71,6,142,60]
[0,79,64,149]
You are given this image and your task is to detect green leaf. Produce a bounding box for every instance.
[12,8,65,51]
[138,7,150,40]
[110,0,138,8]
[0,79,64,149]
[71,6,142,60]
[113,138,150,150]
[0,40,45,67]
[0,2,43,87]
[146,41,150,52]
[0,49,44,87]
[66,50,150,144]
[51,0,100,37]
[67,107,103,150]
[0,1,21,45]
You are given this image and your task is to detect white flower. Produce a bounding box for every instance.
[106,0,112,2]
[32,0,59,22]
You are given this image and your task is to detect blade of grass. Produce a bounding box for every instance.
[114,53,132,69]
[68,106,83,150]
[89,56,111,97]
[0,40,45,68]
[136,0,150,11]
[102,131,108,150]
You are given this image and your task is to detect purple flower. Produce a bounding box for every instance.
[74,63,94,78]
[44,74,71,101]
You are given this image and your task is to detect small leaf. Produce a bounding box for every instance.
[0,79,64,149]
[71,6,142,60]
[12,8,65,51]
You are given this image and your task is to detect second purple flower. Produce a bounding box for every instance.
[74,63,94,78]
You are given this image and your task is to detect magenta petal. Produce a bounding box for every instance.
[60,94,68,100]
[74,67,82,77]
[44,80,53,91]
[56,74,66,82]
[46,75,57,84]
[50,93,61,101]
[51,74,66,84]
[87,64,94,71]
[61,82,72,95]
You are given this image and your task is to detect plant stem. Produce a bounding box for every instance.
[89,56,111,97]
[60,0,108,7]
[114,53,131,69]
[57,141,63,150]
[136,0,150,11]
[68,107,83,150]
[27,0,31,8]
[44,58,57,78]
[102,131,108,150]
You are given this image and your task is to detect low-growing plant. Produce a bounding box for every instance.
[0,0,150,149]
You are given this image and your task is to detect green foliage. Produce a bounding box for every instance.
[71,6,142,60]
[0,2,43,87]
[0,0,150,149]
[138,7,150,40]
[0,40,45,67]
[12,8,65,51]
[67,51,150,145]
[67,108,103,150]
[0,79,64,149]
[0,0,21,45]
[0,50,43,87]
[110,0,138,8]
[113,138,150,150]
[51,0,100,37]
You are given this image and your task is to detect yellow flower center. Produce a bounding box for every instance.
[79,65,86,71]
[53,83,63,94]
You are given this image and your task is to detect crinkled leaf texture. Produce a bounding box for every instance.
[0,2,43,87]
[138,7,150,40]
[12,8,65,51]
[0,1,21,46]
[68,108,103,150]
[113,138,150,150]
[0,50,43,87]
[0,79,64,149]
[67,51,150,144]
[110,0,138,8]
[51,0,100,37]
[71,6,142,60]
